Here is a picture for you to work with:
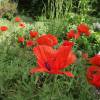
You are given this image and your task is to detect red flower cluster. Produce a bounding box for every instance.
[67,30,80,40]
[0,26,8,31]
[86,54,100,88]
[18,32,58,48]
[16,22,95,81]
[77,23,90,36]
[67,23,90,40]
[37,34,58,46]
[30,45,76,77]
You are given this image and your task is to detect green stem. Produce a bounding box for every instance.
[49,75,57,100]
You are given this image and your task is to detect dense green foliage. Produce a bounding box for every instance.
[17,0,100,18]
[0,0,17,20]
[0,0,99,18]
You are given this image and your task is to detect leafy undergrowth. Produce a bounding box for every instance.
[0,16,100,100]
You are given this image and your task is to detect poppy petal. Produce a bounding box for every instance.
[77,23,90,36]
[37,37,52,46]
[86,66,100,88]
[90,55,100,66]
[46,34,58,45]
[33,45,55,68]
[62,40,74,47]
[52,46,76,70]
[50,71,74,78]
[67,30,75,39]
[63,71,74,77]
[30,67,47,74]
[33,45,55,60]
[37,34,58,46]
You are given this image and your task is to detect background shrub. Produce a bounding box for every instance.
[17,0,100,18]
[0,0,17,20]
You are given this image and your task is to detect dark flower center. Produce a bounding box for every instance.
[44,62,51,71]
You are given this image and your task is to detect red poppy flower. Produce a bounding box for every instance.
[77,23,90,36]
[36,34,58,46]
[90,54,100,66]
[30,31,38,38]
[15,17,21,22]
[19,22,26,28]
[86,66,100,88]
[67,30,80,39]
[67,30,75,39]
[26,40,34,47]
[30,45,76,77]
[0,26,8,31]
[18,37,24,43]
[62,40,74,47]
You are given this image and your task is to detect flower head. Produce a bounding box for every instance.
[62,40,74,47]
[36,34,58,46]
[0,26,8,31]
[15,17,21,22]
[19,22,26,28]
[90,54,100,66]
[30,31,38,38]
[67,30,75,39]
[67,30,80,39]
[86,66,100,88]
[77,23,90,36]
[30,45,76,77]
[18,37,24,43]
[26,40,34,47]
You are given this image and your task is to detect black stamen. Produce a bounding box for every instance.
[44,62,51,71]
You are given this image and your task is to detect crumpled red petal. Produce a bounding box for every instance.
[63,71,74,78]
[36,34,58,46]
[52,46,76,70]
[90,55,100,66]
[30,67,47,74]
